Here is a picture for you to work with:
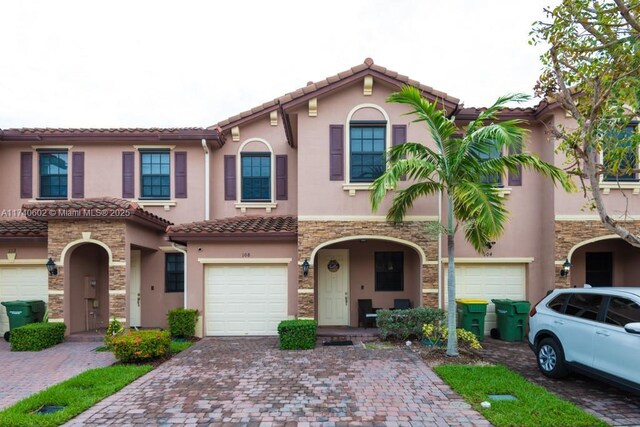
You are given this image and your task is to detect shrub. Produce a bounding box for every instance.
[377,307,446,341]
[105,316,125,350]
[167,308,199,337]
[277,319,317,350]
[422,323,482,351]
[111,330,171,363]
[10,322,66,351]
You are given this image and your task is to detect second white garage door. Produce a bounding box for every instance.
[205,264,288,336]
[0,266,49,335]
[445,264,526,334]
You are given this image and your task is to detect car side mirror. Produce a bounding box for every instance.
[624,322,640,334]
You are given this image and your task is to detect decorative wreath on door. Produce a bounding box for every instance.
[327,259,340,272]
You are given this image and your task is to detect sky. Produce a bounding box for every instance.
[0,0,559,129]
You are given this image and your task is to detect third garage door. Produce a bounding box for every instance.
[446,264,526,334]
[205,264,287,336]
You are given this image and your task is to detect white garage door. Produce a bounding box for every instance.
[0,266,49,335]
[205,264,288,336]
[445,264,526,334]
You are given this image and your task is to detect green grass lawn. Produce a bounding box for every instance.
[434,365,607,427]
[0,365,152,427]
[170,340,193,354]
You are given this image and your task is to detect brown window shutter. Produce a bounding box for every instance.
[20,152,33,199]
[392,124,407,181]
[276,155,288,200]
[329,125,344,181]
[72,152,85,198]
[122,152,135,198]
[508,144,523,186]
[224,155,236,200]
[175,151,187,198]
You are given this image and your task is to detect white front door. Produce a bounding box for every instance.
[129,250,141,327]
[318,249,349,326]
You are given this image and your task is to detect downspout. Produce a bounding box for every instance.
[171,243,188,308]
[201,138,210,220]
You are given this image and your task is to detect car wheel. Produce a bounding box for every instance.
[536,337,569,379]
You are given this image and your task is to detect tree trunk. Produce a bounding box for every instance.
[446,194,459,356]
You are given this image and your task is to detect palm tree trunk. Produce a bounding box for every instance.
[446,194,459,356]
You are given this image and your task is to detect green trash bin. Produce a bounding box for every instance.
[456,299,488,341]
[1,300,46,341]
[491,299,531,342]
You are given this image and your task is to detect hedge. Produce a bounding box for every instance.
[167,308,199,337]
[110,330,171,363]
[277,319,317,350]
[10,322,66,351]
[377,307,446,341]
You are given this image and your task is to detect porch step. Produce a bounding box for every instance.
[317,327,379,343]
[66,332,105,343]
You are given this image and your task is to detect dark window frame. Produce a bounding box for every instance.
[140,150,171,200]
[603,124,639,182]
[241,152,271,202]
[39,151,68,199]
[350,121,387,183]
[165,253,184,293]
[564,293,605,322]
[375,251,404,292]
[604,296,640,327]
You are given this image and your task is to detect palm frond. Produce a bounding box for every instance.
[466,93,530,134]
[386,181,443,223]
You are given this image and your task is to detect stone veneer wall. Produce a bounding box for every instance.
[554,220,640,288]
[297,220,438,318]
[47,220,127,322]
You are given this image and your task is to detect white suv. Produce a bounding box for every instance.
[528,287,640,394]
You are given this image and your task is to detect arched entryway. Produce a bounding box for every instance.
[65,243,110,333]
[313,236,423,327]
[567,236,640,287]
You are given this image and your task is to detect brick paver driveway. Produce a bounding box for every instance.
[67,338,489,426]
[481,338,640,426]
[0,339,115,410]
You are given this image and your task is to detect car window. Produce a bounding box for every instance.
[547,293,570,313]
[605,297,640,327]
[564,293,603,321]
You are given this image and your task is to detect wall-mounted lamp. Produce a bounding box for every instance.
[302,259,310,277]
[560,259,571,277]
[46,257,58,276]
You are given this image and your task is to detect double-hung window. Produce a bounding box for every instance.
[165,253,184,293]
[476,142,503,186]
[39,151,68,198]
[350,122,386,182]
[241,153,271,201]
[140,151,170,199]
[603,125,638,182]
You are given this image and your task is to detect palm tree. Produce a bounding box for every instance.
[371,86,572,356]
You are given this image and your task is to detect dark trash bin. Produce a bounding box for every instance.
[1,300,46,341]
[491,299,531,342]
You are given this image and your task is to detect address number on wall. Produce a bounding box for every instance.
[241,252,251,258]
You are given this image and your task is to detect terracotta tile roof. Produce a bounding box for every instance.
[0,127,222,142]
[214,58,461,129]
[455,106,537,121]
[168,215,297,240]
[21,197,172,229]
[0,219,47,238]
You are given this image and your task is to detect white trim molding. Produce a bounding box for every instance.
[442,257,534,264]
[297,289,314,294]
[59,238,115,267]
[0,258,48,266]
[48,290,64,295]
[236,138,277,212]
[31,145,73,150]
[234,202,278,213]
[133,145,176,150]
[198,258,293,264]
[136,200,177,212]
[309,235,428,266]
[566,234,621,261]
[422,289,439,294]
[298,215,438,222]
[109,290,127,295]
[600,182,640,195]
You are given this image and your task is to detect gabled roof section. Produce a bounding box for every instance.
[213,58,461,131]
[0,219,47,240]
[168,215,297,241]
[22,197,172,230]
[0,127,223,145]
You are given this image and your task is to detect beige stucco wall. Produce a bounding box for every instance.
[0,139,206,225]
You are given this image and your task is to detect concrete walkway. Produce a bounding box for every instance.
[0,339,115,410]
[66,337,489,426]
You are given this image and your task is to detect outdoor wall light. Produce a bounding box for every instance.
[560,259,571,277]
[302,259,310,277]
[46,257,58,276]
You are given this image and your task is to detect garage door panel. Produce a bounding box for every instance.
[205,264,288,336]
[445,264,526,335]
